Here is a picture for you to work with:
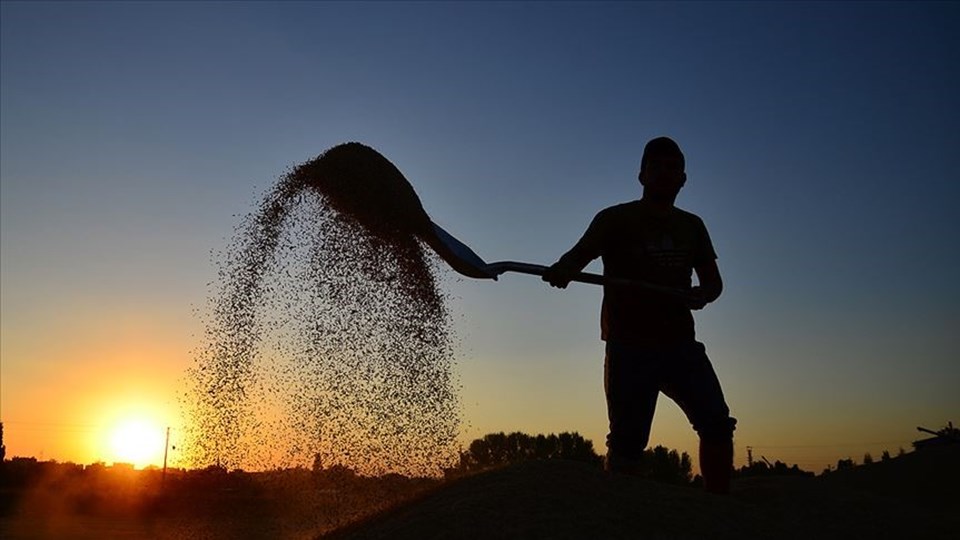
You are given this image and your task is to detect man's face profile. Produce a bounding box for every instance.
[640,153,686,198]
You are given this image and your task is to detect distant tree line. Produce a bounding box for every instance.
[450,431,694,486]
[453,431,602,472]
[820,447,906,475]
[636,445,694,485]
[0,456,439,525]
[738,446,910,478]
[737,459,814,478]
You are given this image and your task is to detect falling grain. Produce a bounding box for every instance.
[182,143,461,477]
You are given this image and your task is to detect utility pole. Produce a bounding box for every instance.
[162,426,170,487]
[746,446,753,467]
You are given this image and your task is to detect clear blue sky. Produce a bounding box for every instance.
[2,1,958,471]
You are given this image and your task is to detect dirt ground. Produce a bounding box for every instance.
[2,446,955,539]
[326,446,958,540]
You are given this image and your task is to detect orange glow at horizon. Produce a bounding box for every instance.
[106,418,166,469]
[0,312,190,467]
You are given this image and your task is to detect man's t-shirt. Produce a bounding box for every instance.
[556,201,717,343]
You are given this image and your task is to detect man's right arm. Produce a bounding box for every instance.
[542,212,605,289]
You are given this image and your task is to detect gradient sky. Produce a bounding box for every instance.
[2,2,958,472]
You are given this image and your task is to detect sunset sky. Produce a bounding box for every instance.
[2,2,958,472]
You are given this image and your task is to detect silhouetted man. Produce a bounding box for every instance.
[542,136,736,494]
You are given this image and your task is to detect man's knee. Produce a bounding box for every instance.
[606,432,648,461]
[697,416,737,443]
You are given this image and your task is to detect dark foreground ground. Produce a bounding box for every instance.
[327,445,958,540]
[2,445,956,539]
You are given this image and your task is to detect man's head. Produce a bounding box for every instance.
[638,137,686,202]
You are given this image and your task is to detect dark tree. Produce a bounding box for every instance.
[458,431,602,472]
[644,445,693,485]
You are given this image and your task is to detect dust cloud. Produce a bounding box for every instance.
[181,143,461,477]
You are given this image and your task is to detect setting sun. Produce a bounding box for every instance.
[107,418,166,469]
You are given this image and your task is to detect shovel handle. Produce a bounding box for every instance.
[484,261,693,299]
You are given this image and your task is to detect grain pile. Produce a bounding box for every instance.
[181,143,461,477]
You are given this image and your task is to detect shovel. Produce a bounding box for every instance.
[426,222,693,299]
[300,142,692,300]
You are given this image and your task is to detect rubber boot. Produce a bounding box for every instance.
[699,438,733,494]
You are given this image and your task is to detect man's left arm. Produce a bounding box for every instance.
[689,259,723,310]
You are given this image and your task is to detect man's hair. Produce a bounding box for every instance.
[640,137,685,173]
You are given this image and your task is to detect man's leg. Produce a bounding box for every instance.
[660,341,736,494]
[604,341,660,474]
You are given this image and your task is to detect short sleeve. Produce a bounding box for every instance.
[556,209,608,271]
[692,217,717,267]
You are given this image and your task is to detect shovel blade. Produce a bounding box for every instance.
[424,223,497,279]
